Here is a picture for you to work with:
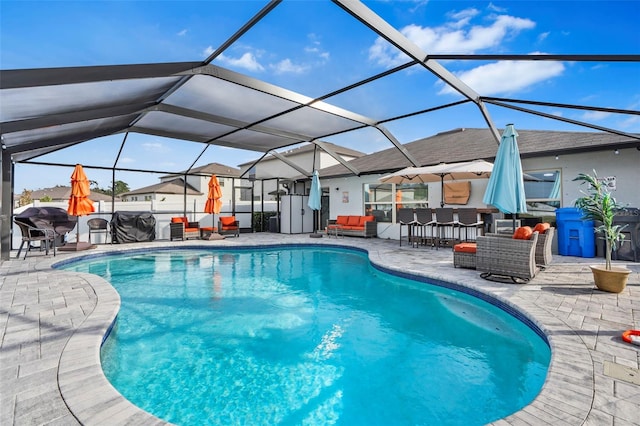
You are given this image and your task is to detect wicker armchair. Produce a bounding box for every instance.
[535,227,555,268]
[170,217,201,241]
[476,232,539,283]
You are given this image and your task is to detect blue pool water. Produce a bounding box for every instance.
[60,246,550,425]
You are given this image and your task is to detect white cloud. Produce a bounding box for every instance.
[537,31,550,42]
[270,58,308,74]
[142,142,166,151]
[369,10,535,66]
[216,52,265,72]
[580,110,612,121]
[177,29,187,37]
[438,57,565,96]
[487,2,507,13]
[119,157,135,164]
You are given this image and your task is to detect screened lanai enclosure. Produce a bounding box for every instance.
[1,0,639,259]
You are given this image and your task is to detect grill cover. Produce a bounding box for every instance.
[111,211,156,243]
[15,207,77,236]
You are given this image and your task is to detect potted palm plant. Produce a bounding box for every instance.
[573,171,630,293]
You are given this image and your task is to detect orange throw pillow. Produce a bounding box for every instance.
[512,226,533,240]
[533,222,550,234]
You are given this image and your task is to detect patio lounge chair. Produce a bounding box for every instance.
[170,216,200,241]
[476,228,539,283]
[218,216,240,237]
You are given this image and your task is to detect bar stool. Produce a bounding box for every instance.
[457,208,484,242]
[435,208,457,249]
[398,208,416,247]
[414,208,436,247]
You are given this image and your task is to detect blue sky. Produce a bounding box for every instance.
[2,0,639,193]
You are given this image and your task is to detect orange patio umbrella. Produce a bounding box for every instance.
[67,164,95,249]
[204,174,223,239]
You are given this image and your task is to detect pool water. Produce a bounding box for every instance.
[61,246,550,425]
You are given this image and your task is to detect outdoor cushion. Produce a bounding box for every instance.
[359,215,375,226]
[533,222,551,234]
[220,216,236,226]
[335,216,349,225]
[347,216,361,226]
[454,242,477,253]
[513,226,533,240]
[171,217,187,223]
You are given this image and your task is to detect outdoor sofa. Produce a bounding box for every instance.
[326,215,377,238]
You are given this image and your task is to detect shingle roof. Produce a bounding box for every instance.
[317,128,640,178]
[122,178,201,196]
[160,162,241,180]
[28,186,116,202]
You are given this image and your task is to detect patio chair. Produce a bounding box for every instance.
[476,228,539,283]
[457,208,484,242]
[532,223,555,268]
[170,217,201,241]
[87,218,110,244]
[14,219,57,259]
[218,216,240,237]
[397,208,416,247]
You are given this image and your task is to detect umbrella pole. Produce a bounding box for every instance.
[440,176,445,208]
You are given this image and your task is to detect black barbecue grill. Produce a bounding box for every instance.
[613,207,640,262]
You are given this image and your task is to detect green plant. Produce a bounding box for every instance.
[573,171,626,270]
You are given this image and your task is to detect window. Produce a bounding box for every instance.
[363,183,428,223]
[524,169,561,213]
[364,183,392,222]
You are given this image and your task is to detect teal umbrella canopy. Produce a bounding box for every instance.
[308,170,322,211]
[483,124,528,215]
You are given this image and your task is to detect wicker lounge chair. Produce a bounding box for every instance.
[218,216,240,237]
[476,231,539,283]
[534,226,555,268]
[170,217,201,241]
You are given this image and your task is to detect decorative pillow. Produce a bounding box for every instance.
[335,216,349,225]
[533,222,551,234]
[512,226,533,240]
[347,216,361,226]
[220,216,236,226]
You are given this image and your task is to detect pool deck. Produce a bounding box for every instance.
[1,233,638,425]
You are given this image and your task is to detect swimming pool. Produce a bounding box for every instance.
[60,246,550,425]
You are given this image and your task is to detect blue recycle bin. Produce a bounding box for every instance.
[556,207,595,258]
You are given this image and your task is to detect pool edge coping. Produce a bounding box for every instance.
[46,241,593,426]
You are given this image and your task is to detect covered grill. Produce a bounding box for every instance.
[613,208,640,262]
[14,207,77,244]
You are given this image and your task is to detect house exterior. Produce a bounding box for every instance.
[238,142,365,201]
[120,162,241,211]
[310,128,640,240]
[15,186,115,207]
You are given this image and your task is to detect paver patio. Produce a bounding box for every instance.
[1,233,638,425]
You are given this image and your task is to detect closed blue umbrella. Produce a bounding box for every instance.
[308,170,322,211]
[483,124,527,228]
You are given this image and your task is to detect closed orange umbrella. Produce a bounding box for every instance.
[204,175,223,240]
[65,164,95,250]
[204,174,223,215]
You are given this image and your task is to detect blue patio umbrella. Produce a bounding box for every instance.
[308,170,322,233]
[483,124,528,229]
[308,170,322,211]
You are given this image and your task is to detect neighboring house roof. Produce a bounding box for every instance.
[237,142,366,167]
[317,128,640,179]
[122,178,201,196]
[160,162,241,180]
[28,186,116,202]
